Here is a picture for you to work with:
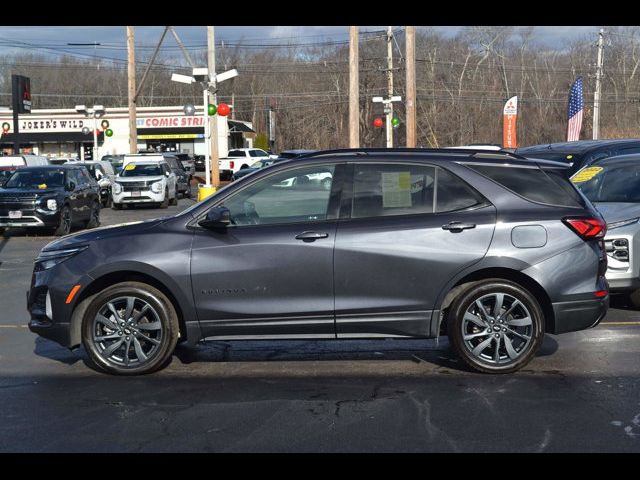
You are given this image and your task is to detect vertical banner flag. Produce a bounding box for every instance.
[567,77,584,142]
[502,96,518,148]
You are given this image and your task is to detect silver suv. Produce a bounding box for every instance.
[573,154,640,306]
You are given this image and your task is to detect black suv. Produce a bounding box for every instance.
[164,155,192,199]
[515,139,640,175]
[28,149,608,375]
[0,165,101,236]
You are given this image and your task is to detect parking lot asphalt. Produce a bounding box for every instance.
[2,195,640,452]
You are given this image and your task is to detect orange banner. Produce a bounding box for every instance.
[502,96,518,149]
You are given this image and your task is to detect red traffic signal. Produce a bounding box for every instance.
[373,117,384,128]
[217,103,231,116]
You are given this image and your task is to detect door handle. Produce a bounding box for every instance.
[295,231,329,241]
[442,221,476,232]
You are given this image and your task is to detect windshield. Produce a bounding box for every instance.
[119,164,163,177]
[573,163,640,202]
[4,169,66,189]
[250,160,273,169]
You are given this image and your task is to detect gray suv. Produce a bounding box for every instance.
[27,149,608,375]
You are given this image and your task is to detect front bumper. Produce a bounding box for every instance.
[0,209,61,228]
[113,189,166,204]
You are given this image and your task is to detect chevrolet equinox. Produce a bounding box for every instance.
[28,149,609,375]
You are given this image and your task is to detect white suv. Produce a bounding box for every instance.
[112,157,177,209]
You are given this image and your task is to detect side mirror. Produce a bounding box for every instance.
[165,171,171,177]
[66,181,76,191]
[198,206,231,229]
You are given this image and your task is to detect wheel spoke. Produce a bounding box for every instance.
[95,334,121,342]
[475,300,490,321]
[503,334,519,359]
[507,316,532,327]
[123,338,131,366]
[502,299,521,319]
[107,302,121,322]
[132,304,150,322]
[463,331,491,341]
[137,333,160,345]
[124,297,135,320]
[493,336,501,362]
[133,337,148,362]
[136,321,161,331]
[493,293,504,317]
[101,338,124,357]
[464,312,487,328]
[506,328,531,342]
[96,314,118,330]
[472,337,494,357]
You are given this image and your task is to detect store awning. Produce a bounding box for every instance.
[0,131,103,144]
[228,120,255,133]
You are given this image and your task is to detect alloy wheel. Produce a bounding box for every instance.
[91,296,163,368]
[461,292,533,365]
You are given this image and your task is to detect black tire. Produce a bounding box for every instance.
[446,279,544,374]
[53,205,72,236]
[103,195,112,209]
[169,189,178,206]
[81,281,180,375]
[84,201,101,229]
[0,227,5,237]
[160,190,169,209]
[112,202,122,210]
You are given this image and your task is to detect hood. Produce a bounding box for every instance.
[115,175,164,182]
[592,202,640,224]
[0,187,61,196]
[42,216,170,251]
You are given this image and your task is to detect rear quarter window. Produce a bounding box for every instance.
[465,164,584,207]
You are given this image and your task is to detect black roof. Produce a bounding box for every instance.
[516,139,640,154]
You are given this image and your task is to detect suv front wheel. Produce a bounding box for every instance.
[81,282,180,375]
[447,279,544,374]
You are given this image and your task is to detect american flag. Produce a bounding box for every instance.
[567,77,584,141]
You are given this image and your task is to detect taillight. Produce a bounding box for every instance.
[563,217,607,240]
[230,161,235,169]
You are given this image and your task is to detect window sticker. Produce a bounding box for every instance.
[571,166,603,183]
[382,171,412,208]
[37,183,47,189]
[125,163,136,171]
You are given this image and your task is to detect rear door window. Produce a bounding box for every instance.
[465,164,584,207]
[351,164,485,219]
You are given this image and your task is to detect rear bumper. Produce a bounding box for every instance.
[551,296,609,334]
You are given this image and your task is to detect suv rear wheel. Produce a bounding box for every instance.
[84,201,101,229]
[81,282,179,375]
[447,279,544,373]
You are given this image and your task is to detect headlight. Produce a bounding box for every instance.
[46,199,57,211]
[113,182,122,194]
[151,181,163,193]
[34,246,88,271]
[607,217,639,230]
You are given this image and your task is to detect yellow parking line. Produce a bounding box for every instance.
[601,321,640,325]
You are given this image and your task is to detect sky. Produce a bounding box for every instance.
[0,26,603,62]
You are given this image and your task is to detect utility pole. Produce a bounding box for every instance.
[268,99,275,151]
[127,26,137,154]
[208,26,220,189]
[349,26,359,148]
[405,26,416,148]
[386,26,394,148]
[593,28,605,140]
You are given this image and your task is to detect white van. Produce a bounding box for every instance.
[0,155,49,184]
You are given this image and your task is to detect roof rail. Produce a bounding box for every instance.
[295,147,530,161]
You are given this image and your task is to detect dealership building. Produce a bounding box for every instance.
[0,105,256,159]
